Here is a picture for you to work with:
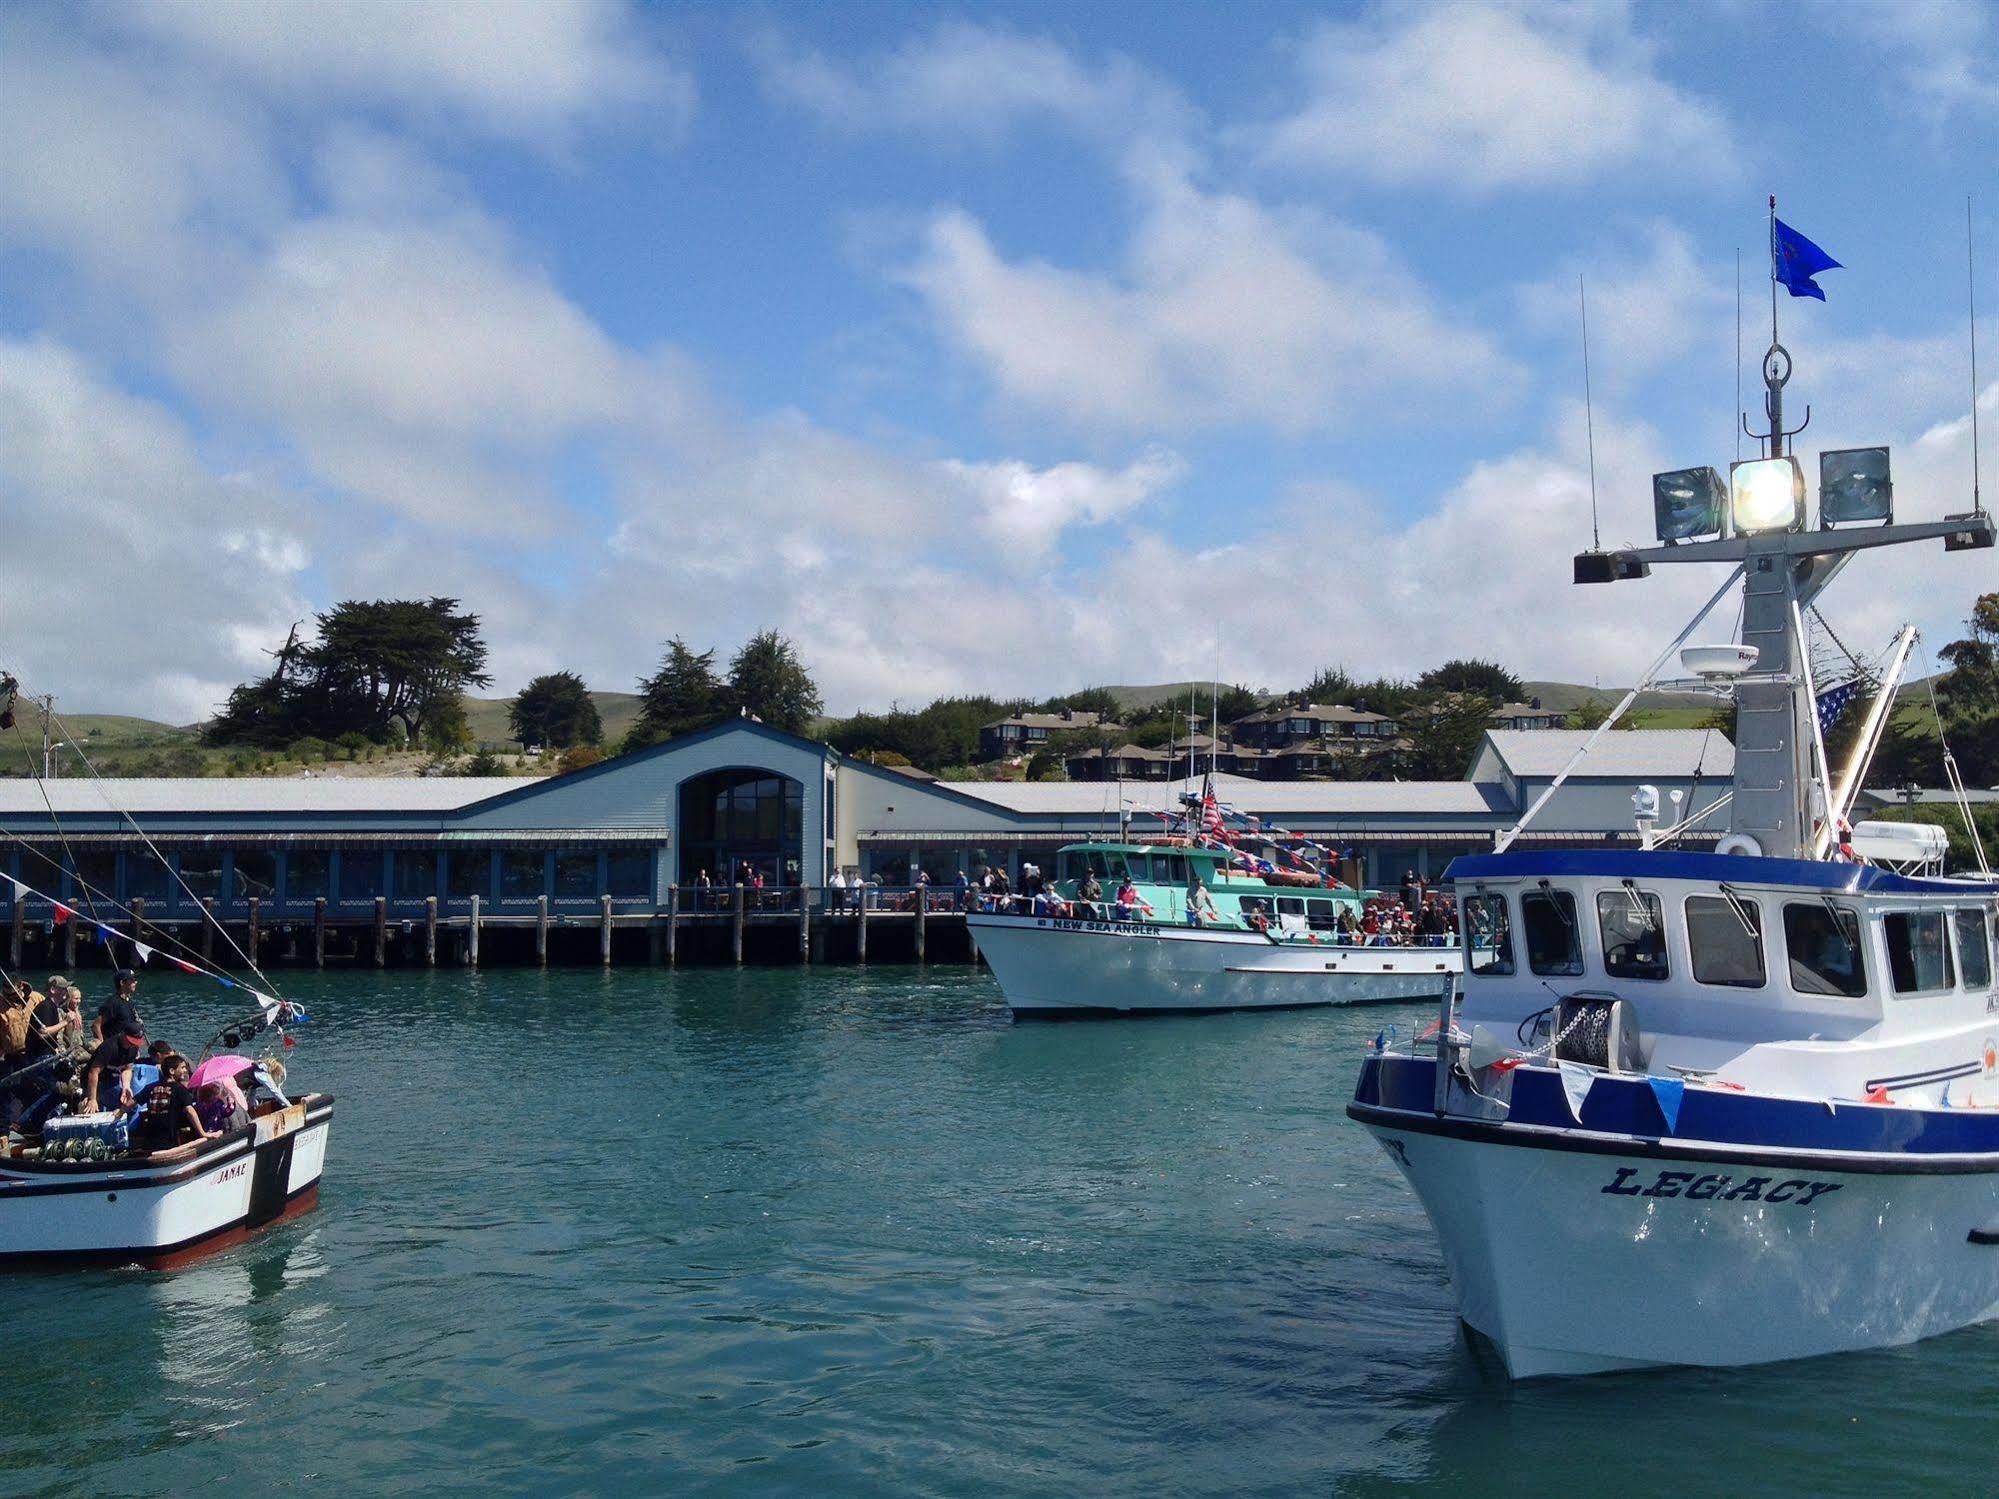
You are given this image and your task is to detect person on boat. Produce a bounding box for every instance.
[194,1079,250,1136]
[126,1060,211,1154]
[1335,906,1360,944]
[1399,871,1421,916]
[1186,879,1218,927]
[1113,878,1152,921]
[1077,869,1103,916]
[954,869,970,910]
[81,969,145,1114]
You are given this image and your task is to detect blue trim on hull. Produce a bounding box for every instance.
[1352,1054,1999,1170]
[1441,847,1999,897]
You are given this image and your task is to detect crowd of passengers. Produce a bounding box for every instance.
[0,968,259,1155]
[934,862,1464,943]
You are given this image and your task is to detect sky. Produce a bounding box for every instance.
[2,0,1997,723]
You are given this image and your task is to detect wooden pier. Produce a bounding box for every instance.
[2,886,985,972]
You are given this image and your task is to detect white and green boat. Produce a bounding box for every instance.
[969,835,1460,1017]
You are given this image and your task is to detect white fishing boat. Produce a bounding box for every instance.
[1351,220,1999,1376]
[0,680,333,1270]
[970,788,1460,1015]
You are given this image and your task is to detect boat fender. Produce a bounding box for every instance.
[1714,832,1763,857]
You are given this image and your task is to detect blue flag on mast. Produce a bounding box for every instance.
[1773,217,1841,301]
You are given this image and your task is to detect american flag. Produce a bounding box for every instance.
[1816,679,1864,735]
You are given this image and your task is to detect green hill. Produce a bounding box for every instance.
[461,691,643,749]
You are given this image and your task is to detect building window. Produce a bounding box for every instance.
[500,848,546,900]
[553,850,598,900]
[1597,889,1667,980]
[607,851,652,900]
[178,849,224,903]
[67,850,117,906]
[1686,894,1766,988]
[339,848,385,901]
[1781,902,1867,997]
[447,850,492,901]
[285,849,330,902]
[1885,911,1954,996]
[1521,889,1583,976]
[679,769,804,887]
[233,848,277,902]
[394,850,438,900]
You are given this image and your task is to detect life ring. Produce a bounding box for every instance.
[1715,833,1763,857]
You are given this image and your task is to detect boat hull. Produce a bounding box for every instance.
[969,913,1455,1014]
[1351,1064,1999,1376]
[0,1096,334,1271]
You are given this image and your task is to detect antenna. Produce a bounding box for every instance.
[1735,246,1742,463]
[1972,195,1985,516]
[1580,272,1599,550]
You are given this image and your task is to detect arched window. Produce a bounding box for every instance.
[678,769,804,887]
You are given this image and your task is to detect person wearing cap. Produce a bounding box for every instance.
[81,968,144,1113]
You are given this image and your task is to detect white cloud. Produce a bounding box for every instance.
[1253,3,1736,190]
[0,338,311,722]
[905,164,1517,435]
[1833,0,1999,119]
[753,20,1190,151]
[0,14,286,284]
[1517,221,1731,388]
[110,0,690,139]
[942,448,1185,560]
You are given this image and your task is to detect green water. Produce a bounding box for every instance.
[3,967,1994,1496]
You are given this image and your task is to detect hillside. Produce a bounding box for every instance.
[461,691,643,749]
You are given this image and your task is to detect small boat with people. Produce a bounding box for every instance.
[0,677,332,1270]
[1351,209,1999,1375]
[969,783,1461,1016]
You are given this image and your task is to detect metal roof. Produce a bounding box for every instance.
[941,776,1504,816]
[0,776,532,815]
[1483,729,1734,779]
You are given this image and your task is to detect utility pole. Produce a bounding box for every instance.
[37,695,55,779]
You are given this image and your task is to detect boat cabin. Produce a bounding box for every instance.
[1050,839,1367,933]
[1446,848,1999,1100]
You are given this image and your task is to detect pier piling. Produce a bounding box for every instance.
[600,894,613,965]
[798,889,810,963]
[373,897,387,967]
[131,897,146,949]
[535,896,548,966]
[857,892,868,964]
[10,900,21,968]
[425,896,438,967]
[915,892,927,963]
[313,898,326,968]
[468,894,481,966]
[62,911,76,970]
[732,884,745,965]
[200,898,215,962]
[247,896,260,959]
[666,886,678,966]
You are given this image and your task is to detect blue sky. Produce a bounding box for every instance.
[1,0,1996,721]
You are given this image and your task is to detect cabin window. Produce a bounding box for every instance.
[1463,893,1513,975]
[1782,903,1867,998]
[1685,894,1766,988]
[1957,909,1993,992]
[1105,855,1133,881]
[1885,911,1955,995]
[1307,898,1337,931]
[1240,896,1271,921]
[1165,855,1188,884]
[1521,890,1583,977]
[1596,889,1668,981]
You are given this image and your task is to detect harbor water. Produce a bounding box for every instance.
[3,967,1992,1496]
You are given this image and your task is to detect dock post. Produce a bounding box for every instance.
[536,896,548,966]
[649,908,663,965]
[373,896,387,967]
[600,894,614,966]
[468,893,481,967]
[666,886,678,966]
[247,896,260,962]
[425,896,438,967]
[200,898,215,962]
[313,898,325,968]
[915,889,927,963]
[857,888,868,964]
[732,884,745,965]
[62,910,76,970]
[10,899,22,968]
[799,886,810,963]
[131,896,146,949]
